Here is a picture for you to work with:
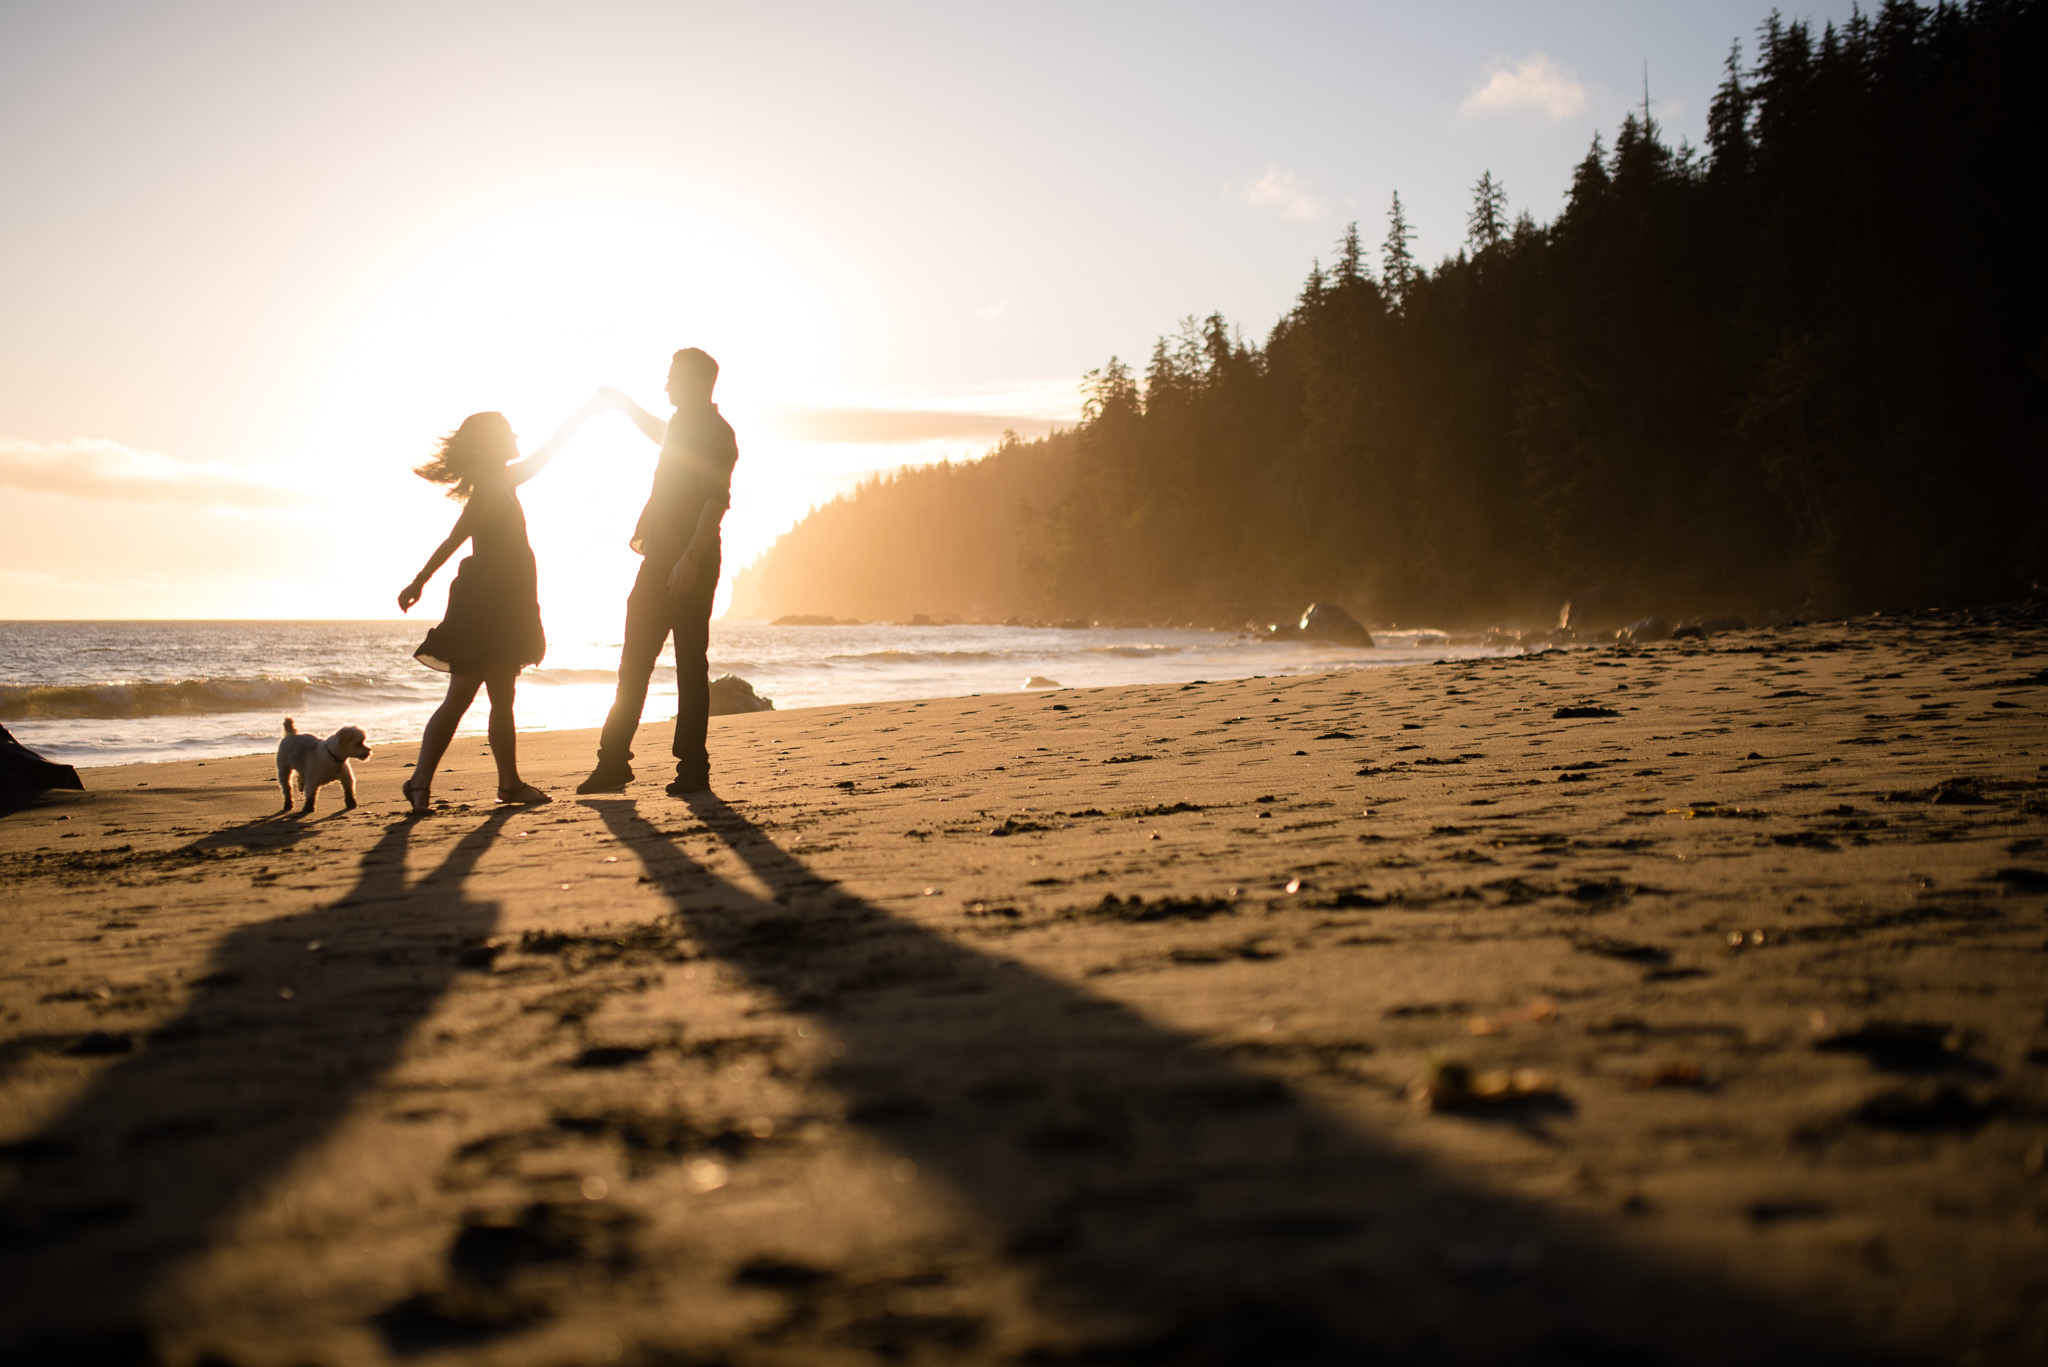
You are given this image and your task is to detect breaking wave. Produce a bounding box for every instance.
[0,676,315,721]
[522,667,620,686]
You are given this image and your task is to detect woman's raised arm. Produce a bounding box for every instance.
[509,395,606,487]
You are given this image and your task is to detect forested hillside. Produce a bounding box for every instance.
[726,434,1078,622]
[733,1,2047,628]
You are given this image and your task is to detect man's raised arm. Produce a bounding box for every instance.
[595,386,668,444]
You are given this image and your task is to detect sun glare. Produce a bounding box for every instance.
[309,204,835,632]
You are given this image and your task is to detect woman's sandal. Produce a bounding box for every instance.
[496,782,553,806]
[401,779,432,817]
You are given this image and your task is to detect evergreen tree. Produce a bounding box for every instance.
[1466,172,1508,253]
[1705,41,1752,184]
[1334,221,1367,285]
[1380,192,1417,303]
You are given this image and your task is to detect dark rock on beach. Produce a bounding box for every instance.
[0,724,83,796]
[707,675,775,716]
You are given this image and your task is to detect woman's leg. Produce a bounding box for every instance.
[412,672,484,802]
[482,665,532,796]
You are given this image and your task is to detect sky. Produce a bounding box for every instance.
[0,0,1862,631]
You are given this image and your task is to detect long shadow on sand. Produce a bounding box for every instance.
[585,794,1911,1366]
[0,810,513,1363]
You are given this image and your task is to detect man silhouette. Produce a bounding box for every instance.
[578,347,737,796]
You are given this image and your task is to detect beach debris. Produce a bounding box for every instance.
[1573,934,1669,966]
[1666,802,1768,819]
[1409,1060,1559,1113]
[1627,1060,1706,1089]
[1022,676,1061,689]
[1075,893,1234,923]
[1850,1086,2000,1134]
[1882,776,1994,804]
[62,1029,134,1057]
[986,815,1052,835]
[1813,1021,1987,1073]
[1553,704,1621,719]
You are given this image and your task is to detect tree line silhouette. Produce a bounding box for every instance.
[731,1,2046,628]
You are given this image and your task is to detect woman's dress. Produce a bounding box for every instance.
[414,481,545,674]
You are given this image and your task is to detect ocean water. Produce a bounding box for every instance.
[0,619,1510,768]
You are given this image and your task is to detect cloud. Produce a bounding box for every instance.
[0,436,310,511]
[1461,52,1587,121]
[761,407,1065,445]
[1230,166,1324,222]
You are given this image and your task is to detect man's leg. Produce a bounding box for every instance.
[667,553,719,790]
[591,561,672,779]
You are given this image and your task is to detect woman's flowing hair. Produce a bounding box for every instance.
[414,412,510,502]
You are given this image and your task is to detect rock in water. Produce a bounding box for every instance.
[0,724,83,794]
[707,675,775,716]
[1560,586,1624,633]
[1299,603,1375,647]
[1617,616,1670,646]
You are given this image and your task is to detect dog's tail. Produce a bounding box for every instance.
[282,717,297,736]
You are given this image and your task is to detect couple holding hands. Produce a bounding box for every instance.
[396,347,736,816]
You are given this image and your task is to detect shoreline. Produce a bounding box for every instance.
[2,619,1523,770]
[3,611,2046,1363]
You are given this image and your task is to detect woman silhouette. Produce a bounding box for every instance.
[397,405,595,814]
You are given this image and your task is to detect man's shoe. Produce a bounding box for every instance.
[575,763,634,794]
[666,773,711,797]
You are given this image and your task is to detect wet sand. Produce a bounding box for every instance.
[3,608,2046,1365]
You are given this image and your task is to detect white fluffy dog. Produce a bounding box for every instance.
[275,717,372,814]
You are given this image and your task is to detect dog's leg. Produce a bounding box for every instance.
[277,754,294,812]
[300,776,318,816]
[340,762,357,810]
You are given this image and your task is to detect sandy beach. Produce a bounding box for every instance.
[4,608,2046,1365]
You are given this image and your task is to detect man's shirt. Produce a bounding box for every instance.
[629,402,738,562]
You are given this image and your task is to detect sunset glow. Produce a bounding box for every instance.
[1,1,1860,626]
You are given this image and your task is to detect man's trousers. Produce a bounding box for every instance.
[596,551,719,780]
